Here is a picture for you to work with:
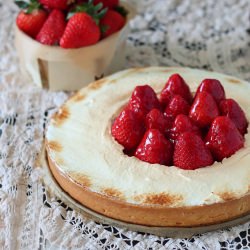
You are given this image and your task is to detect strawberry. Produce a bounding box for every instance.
[174,132,214,170]
[196,79,225,104]
[189,92,219,128]
[39,0,70,10]
[60,1,106,48]
[128,85,161,120]
[15,0,47,38]
[135,129,173,165]
[205,116,244,161]
[60,12,100,48]
[169,114,200,141]
[164,95,190,120]
[36,10,66,45]
[220,99,248,135]
[100,10,125,38]
[111,108,145,150]
[94,0,119,9]
[145,109,172,136]
[160,74,193,106]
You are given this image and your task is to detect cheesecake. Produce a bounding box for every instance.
[45,67,250,227]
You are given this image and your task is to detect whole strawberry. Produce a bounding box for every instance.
[160,74,193,106]
[36,9,66,45]
[164,95,190,120]
[60,1,106,48]
[145,109,172,136]
[100,9,125,38]
[169,114,200,141]
[196,79,225,104]
[174,132,214,170]
[94,0,119,9]
[39,0,70,10]
[135,129,173,165]
[128,85,161,120]
[189,92,219,128]
[15,0,47,38]
[111,108,145,150]
[205,116,244,161]
[220,98,248,135]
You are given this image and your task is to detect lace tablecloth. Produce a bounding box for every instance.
[0,0,250,249]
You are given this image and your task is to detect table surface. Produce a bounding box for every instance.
[0,0,250,249]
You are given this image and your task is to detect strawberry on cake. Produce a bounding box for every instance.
[46,67,250,227]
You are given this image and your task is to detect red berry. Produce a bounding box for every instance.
[60,13,100,48]
[128,85,161,120]
[16,10,47,38]
[160,74,193,106]
[205,116,244,161]
[94,0,119,9]
[39,0,69,10]
[111,108,145,150]
[145,109,172,136]
[135,129,173,165]
[174,132,214,170]
[220,99,248,135]
[169,114,201,141]
[36,10,66,45]
[164,95,190,120]
[196,79,225,104]
[189,92,219,128]
[100,10,125,38]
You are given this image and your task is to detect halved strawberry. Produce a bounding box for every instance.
[135,129,173,165]
[36,9,66,45]
[189,92,219,128]
[220,99,248,135]
[195,79,225,104]
[160,74,193,106]
[169,114,201,141]
[164,95,190,120]
[173,132,214,170]
[145,109,172,136]
[100,9,125,38]
[205,116,244,161]
[111,108,145,150]
[15,0,47,38]
[128,85,161,120]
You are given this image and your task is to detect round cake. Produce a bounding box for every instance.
[45,67,250,227]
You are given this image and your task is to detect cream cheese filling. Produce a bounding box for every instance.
[46,67,250,207]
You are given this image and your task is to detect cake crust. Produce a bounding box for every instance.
[45,67,250,227]
[47,153,250,227]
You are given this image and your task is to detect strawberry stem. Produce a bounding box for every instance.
[15,0,41,14]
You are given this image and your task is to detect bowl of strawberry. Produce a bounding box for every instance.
[111,74,248,170]
[15,0,135,91]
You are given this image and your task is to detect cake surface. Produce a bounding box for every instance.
[46,67,250,226]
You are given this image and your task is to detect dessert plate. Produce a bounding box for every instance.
[40,149,250,238]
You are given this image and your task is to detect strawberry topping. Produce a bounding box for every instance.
[111,74,248,170]
[111,108,145,151]
[145,109,172,136]
[196,79,225,104]
[173,132,214,170]
[205,116,244,161]
[164,95,190,120]
[135,129,173,165]
[189,92,219,128]
[220,98,248,135]
[128,85,161,120]
[160,74,193,106]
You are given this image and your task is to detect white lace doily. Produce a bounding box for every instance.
[0,0,249,249]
